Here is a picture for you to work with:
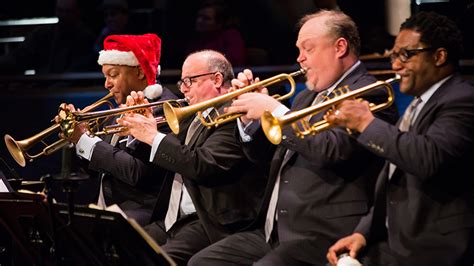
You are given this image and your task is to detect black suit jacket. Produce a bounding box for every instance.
[86,86,178,224]
[151,105,268,243]
[355,74,474,265]
[243,63,398,259]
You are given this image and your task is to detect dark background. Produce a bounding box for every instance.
[0,0,472,184]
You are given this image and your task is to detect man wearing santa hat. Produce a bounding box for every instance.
[60,33,177,226]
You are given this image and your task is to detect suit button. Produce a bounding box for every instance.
[282,135,287,140]
[279,209,288,215]
[389,201,397,205]
[283,180,289,184]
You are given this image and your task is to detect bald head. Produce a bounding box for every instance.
[185,50,234,87]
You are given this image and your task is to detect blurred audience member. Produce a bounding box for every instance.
[185,0,246,67]
[93,0,143,53]
[0,0,96,75]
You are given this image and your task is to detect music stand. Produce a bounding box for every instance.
[53,203,176,266]
[0,193,176,266]
[0,192,53,266]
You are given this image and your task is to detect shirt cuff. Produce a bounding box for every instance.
[150,132,166,162]
[76,133,102,160]
[272,104,290,117]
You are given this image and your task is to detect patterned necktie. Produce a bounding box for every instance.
[164,115,201,231]
[398,97,422,132]
[264,90,330,241]
[388,97,422,179]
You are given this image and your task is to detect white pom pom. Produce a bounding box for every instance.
[337,254,362,266]
[143,84,163,99]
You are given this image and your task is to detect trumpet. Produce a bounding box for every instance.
[62,98,187,137]
[262,77,399,144]
[164,69,306,134]
[4,93,114,167]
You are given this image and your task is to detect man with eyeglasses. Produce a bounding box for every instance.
[188,10,398,266]
[117,50,267,265]
[326,11,474,265]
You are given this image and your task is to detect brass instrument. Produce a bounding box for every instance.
[164,69,306,134]
[67,98,187,136]
[262,77,399,145]
[4,93,114,167]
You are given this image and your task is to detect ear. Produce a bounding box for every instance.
[335,37,349,58]
[434,48,448,66]
[213,72,224,88]
[136,66,146,81]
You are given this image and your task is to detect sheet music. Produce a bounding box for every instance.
[0,178,10,192]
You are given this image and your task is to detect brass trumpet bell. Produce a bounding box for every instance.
[4,93,114,166]
[262,77,399,145]
[164,69,306,134]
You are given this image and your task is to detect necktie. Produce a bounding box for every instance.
[164,116,201,231]
[388,97,422,179]
[398,97,422,132]
[264,90,329,242]
[97,132,121,209]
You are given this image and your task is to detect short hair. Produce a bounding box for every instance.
[298,10,361,56]
[400,11,463,65]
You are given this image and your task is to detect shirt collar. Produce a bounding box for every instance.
[324,60,361,94]
[419,74,453,103]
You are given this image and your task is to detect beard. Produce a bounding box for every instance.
[306,80,316,91]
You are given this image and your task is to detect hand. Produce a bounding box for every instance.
[324,100,374,133]
[117,112,157,146]
[225,92,281,125]
[326,233,366,266]
[125,91,153,117]
[55,103,89,144]
[230,69,267,94]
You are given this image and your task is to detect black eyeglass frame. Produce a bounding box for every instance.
[390,47,434,63]
[177,72,220,88]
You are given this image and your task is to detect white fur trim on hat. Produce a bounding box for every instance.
[98,49,140,66]
[143,84,163,100]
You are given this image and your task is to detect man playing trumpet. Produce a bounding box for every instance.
[189,10,398,265]
[59,33,177,227]
[117,50,268,265]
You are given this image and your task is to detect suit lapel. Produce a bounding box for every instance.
[411,75,456,131]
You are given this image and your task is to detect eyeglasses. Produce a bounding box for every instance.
[390,47,433,63]
[177,72,218,88]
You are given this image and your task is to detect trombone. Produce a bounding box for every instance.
[261,77,399,145]
[164,69,306,134]
[61,98,187,138]
[4,93,114,167]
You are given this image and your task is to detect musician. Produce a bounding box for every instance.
[117,49,268,265]
[59,33,177,227]
[326,11,474,265]
[188,10,398,265]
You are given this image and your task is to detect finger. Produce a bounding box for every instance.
[243,69,254,83]
[125,95,135,106]
[130,90,138,100]
[225,105,247,114]
[231,78,246,89]
[326,247,340,265]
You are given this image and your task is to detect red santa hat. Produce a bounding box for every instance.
[98,33,163,99]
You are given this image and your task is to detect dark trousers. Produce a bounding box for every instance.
[144,214,211,266]
[189,228,329,266]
